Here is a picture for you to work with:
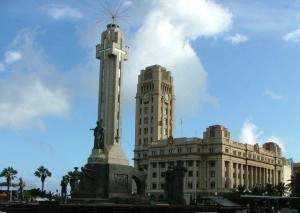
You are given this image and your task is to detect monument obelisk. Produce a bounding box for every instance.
[74,22,134,199]
[88,21,129,166]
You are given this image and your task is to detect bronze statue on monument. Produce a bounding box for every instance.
[90,120,105,150]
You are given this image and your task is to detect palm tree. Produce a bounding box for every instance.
[275,182,287,196]
[34,166,52,192]
[0,167,18,193]
[264,183,276,196]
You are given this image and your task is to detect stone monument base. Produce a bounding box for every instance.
[73,162,134,199]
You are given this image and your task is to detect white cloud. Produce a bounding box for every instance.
[0,63,4,71]
[240,120,263,145]
[0,78,69,128]
[0,28,70,129]
[4,50,22,64]
[123,0,133,7]
[264,89,284,100]
[267,136,285,153]
[43,4,83,20]
[124,0,232,118]
[283,28,300,42]
[240,120,286,153]
[225,33,248,44]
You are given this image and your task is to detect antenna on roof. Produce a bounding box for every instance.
[98,0,131,26]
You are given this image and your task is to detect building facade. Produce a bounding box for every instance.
[134,125,286,199]
[135,65,174,152]
[134,66,288,199]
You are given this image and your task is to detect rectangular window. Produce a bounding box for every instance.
[177,160,183,167]
[187,147,192,153]
[168,161,174,167]
[152,183,157,189]
[188,171,193,177]
[210,181,215,189]
[144,138,148,144]
[151,162,157,168]
[209,161,216,167]
[152,172,157,178]
[144,117,149,124]
[188,160,194,167]
[160,162,165,168]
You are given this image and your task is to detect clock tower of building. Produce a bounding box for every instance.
[134,65,174,151]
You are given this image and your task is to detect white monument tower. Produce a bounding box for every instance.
[88,21,129,166]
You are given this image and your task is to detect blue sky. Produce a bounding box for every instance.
[1,0,300,191]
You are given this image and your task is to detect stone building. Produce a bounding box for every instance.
[282,159,292,186]
[134,66,287,199]
[134,125,286,199]
[134,65,174,150]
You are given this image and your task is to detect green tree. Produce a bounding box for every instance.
[264,183,276,196]
[0,167,18,193]
[34,166,52,192]
[275,182,286,196]
[291,170,300,197]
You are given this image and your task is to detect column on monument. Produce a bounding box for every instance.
[257,167,260,186]
[266,168,270,183]
[250,166,253,188]
[264,168,267,186]
[259,167,262,186]
[267,168,271,183]
[258,167,260,186]
[245,165,249,188]
[257,167,261,185]
[259,167,261,186]
[229,161,233,189]
[255,167,258,186]
[236,163,242,186]
[241,164,244,186]
[267,169,270,184]
[275,168,278,185]
[252,166,255,186]
[247,166,250,188]
[234,163,238,187]
[272,169,275,185]
[262,167,265,186]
